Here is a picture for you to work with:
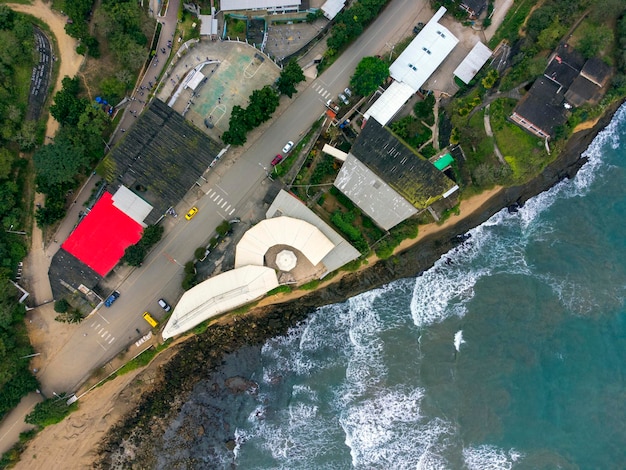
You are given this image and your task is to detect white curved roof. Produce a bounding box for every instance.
[235,216,335,268]
[162,265,278,339]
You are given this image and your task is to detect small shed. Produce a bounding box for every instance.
[433,153,454,171]
[453,42,492,84]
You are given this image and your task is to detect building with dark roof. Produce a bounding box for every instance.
[511,44,612,139]
[544,44,585,89]
[565,58,612,106]
[103,99,222,225]
[510,77,568,139]
[334,120,458,230]
[460,0,487,18]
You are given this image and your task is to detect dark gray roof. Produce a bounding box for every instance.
[544,58,580,88]
[513,77,568,136]
[580,57,611,87]
[565,76,601,107]
[351,120,456,209]
[553,44,586,72]
[49,249,102,300]
[461,0,487,16]
[105,99,222,225]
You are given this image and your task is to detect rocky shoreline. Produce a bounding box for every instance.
[94,99,625,468]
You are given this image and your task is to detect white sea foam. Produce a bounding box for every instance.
[454,330,464,352]
[340,387,452,469]
[463,444,524,470]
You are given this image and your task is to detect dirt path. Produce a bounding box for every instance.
[7,0,83,138]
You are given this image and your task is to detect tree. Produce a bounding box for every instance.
[121,244,146,266]
[577,24,614,59]
[33,135,88,191]
[277,60,305,98]
[49,77,89,127]
[349,56,389,96]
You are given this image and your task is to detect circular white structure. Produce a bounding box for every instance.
[275,250,297,271]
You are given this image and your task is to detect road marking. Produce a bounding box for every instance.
[323,91,331,99]
[220,200,228,208]
[216,196,223,205]
[224,204,231,212]
[101,330,107,338]
[229,208,236,215]
[216,183,229,195]
[206,188,214,196]
[98,327,105,334]
[105,333,111,340]
[91,320,97,327]
[212,193,220,201]
[97,341,107,351]
[94,322,100,329]
[108,337,115,344]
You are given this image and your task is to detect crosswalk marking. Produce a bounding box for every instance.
[108,337,115,344]
[229,208,235,215]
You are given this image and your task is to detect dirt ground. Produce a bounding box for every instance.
[6,0,83,138]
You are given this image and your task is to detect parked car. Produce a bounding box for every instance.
[104,290,120,307]
[185,206,199,220]
[338,93,349,105]
[142,311,159,327]
[158,298,171,312]
[325,99,340,112]
[282,141,294,154]
[413,22,425,34]
[344,87,352,97]
[271,154,283,166]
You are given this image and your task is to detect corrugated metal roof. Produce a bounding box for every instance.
[111,185,153,226]
[453,41,492,84]
[389,7,458,91]
[364,81,416,126]
[433,153,454,170]
[162,266,279,339]
[334,154,418,231]
[321,0,345,19]
[221,0,300,10]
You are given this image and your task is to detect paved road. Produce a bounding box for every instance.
[112,0,181,144]
[36,0,430,396]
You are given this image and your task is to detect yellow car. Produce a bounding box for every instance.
[142,311,159,327]
[185,206,199,220]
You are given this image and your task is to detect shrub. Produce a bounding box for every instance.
[25,396,77,428]
[54,299,69,313]
[194,247,206,259]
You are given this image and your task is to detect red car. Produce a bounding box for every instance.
[271,154,283,166]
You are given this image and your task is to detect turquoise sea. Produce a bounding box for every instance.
[157,103,626,469]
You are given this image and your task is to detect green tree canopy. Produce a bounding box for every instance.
[349,56,389,96]
[277,60,305,98]
[50,77,89,127]
[33,134,88,192]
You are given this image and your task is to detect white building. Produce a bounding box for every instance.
[365,7,458,126]
[220,0,300,13]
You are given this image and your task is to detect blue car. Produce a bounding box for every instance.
[104,290,120,307]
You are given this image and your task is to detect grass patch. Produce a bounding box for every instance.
[267,285,293,296]
[225,15,246,37]
[490,98,549,183]
[299,279,321,291]
[488,0,537,48]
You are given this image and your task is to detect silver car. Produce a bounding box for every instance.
[338,93,349,105]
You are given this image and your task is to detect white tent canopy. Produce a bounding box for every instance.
[235,216,335,268]
[162,266,278,339]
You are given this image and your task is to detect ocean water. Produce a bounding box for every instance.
[157,103,626,469]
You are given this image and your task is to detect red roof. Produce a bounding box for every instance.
[62,192,144,276]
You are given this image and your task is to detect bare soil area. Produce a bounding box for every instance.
[7,0,83,137]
